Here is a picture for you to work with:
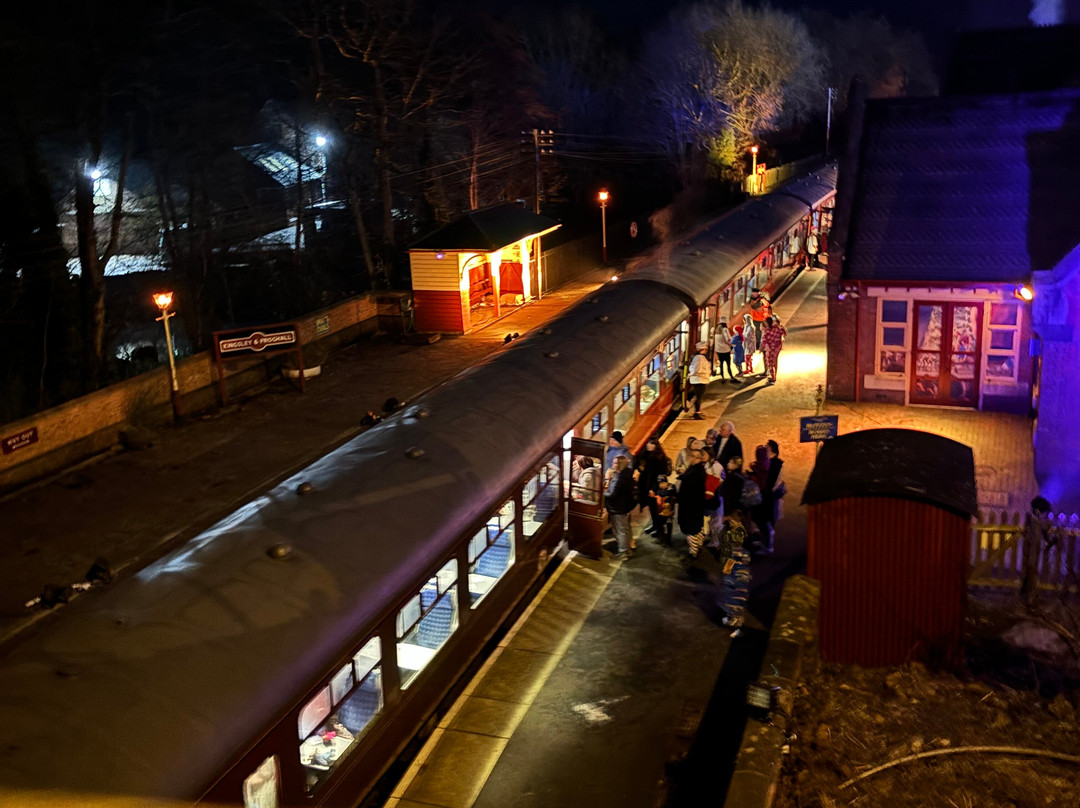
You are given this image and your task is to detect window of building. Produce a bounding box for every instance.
[299,636,384,793]
[640,354,662,414]
[613,377,638,434]
[523,456,560,540]
[986,302,1021,382]
[469,500,515,606]
[876,299,909,375]
[398,560,458,687]
[243,756,280,808]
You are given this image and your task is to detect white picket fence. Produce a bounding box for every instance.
[969,511,1080,588]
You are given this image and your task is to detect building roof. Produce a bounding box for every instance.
[801,428,978,519]
[844,90,1080,283]
[410,204,560,252]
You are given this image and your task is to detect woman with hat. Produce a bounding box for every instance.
[686,341,712,420]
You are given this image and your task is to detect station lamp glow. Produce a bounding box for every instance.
[315,135,328,147]
[598,190,610,264]
[90,168,102,180]
[1014,283,1034,302]
[152,291,182,420]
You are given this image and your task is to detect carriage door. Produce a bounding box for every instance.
[567,437,605,559]
[911,302,981,407]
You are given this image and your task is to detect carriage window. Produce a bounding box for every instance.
[469,499,516,606]
[640,354,661,414]
[586,406,609,443]
[299,636,384,794]
[664,335,681,380]
[243,756,280,808]
[523,456,561,540]
[613,377,637,434]
[398,559,458,688]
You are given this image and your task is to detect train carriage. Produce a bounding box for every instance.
[0,166,835,808]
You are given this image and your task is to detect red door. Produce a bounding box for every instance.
[567,437,605,559]
[910,302,981,407]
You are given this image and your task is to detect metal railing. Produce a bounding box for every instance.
[969,511,1080,588]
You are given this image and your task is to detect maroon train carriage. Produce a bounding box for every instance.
[0,166,836,808]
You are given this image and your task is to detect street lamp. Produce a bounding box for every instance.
[152,291,183,420]
[598,189,609,264]
[750,145,759,194]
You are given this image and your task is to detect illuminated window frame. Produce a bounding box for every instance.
[468,500,516,607]
[522,456,560,541]
[985,302,1021,384]
[875,299,910,377]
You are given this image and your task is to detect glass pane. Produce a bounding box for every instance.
[570,455,601,504]
[330,663,354,705]
[396,595,421,637]
[990,330,1014,351]
[299,687,332,740]
[879,350,906,374]
[915,352,940,376]
[436,559,457,594]
[950,353,975,380]
[987,355,1016,379]
[469,532,515,607]
[951,306,978,352]
[950,377,975,402]
[354,638,381,681]
[399,591,457,688]
[913,377,939,398]
[881,300,908,323]
[244,756,279,808]
[334,669,382,741]
[990,303,1018,326]
[523,459,560,539]
[639,372,660,414]
[881,327,905,347]
[917,306,942,351]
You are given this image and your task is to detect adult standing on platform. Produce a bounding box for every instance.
[758,439,786,553]
[677,449,707,557]
[714,421,743,469]
[749,290,771,344]
[760,316,788,384]
[713,321,734,382]
[605,431,632,471]
[686,342,712,420]
[807,228,820,267]
[605,456,636,558]
[635,438,671,533]
[742,314,757,375]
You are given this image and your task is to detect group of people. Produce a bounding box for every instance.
[686,304,789,419]
[598,422,787,563]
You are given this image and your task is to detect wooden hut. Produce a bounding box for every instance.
[803,428,978,667]
[409,205,560,334]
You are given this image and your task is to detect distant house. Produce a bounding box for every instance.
[408,205,560,334]
[826,87,1080,510]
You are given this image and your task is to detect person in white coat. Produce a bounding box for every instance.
[686,342,712,420]
[712,321,734,382]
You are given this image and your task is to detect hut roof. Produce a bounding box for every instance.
[410,204,560,252]
[801,428,978,519]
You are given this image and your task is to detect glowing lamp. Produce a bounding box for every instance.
[598,190,609,203]
[436,252,445,260]
[90,169,102,180]
[1014,283,1034,302]
[153,291,174,311]
[611,275,619,282]
[315,135,327,147]
[750,145,759,155]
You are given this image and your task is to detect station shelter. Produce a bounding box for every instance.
[408,204,560,334]
[825,88,1080,510]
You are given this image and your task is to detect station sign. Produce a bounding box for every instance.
[799,415,838,443]
[217,327,297,355]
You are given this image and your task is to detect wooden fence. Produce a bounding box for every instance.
[969,510,1080,588]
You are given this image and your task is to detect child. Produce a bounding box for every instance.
[651,475,677,546]
[731,327,745,376]
[717,512,752,636]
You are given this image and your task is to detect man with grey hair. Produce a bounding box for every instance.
[713,421,743,470]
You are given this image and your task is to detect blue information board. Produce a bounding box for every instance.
[799,415,839,443]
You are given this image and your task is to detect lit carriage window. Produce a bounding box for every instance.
[986,302,1021,382]
[876,299,909,376]
[299,635,384,794]
[397,559,459,688]
[664,336,680,380]
[523,455,561,541]
[639,354,661,414]
[587,406,609,443]
[243,756,280,808]
[469,499,516,607]
[613,376,638,434]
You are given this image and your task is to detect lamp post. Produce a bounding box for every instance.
[750,145,759,194]
[598,189,609,264]
[153,291,183,420]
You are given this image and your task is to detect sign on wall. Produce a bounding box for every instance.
[212,323,305,404]
[2,426,39,455]
[217,328,298,355]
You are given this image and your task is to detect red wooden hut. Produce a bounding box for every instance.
[409,205,560,334]
[804,428,978,668]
